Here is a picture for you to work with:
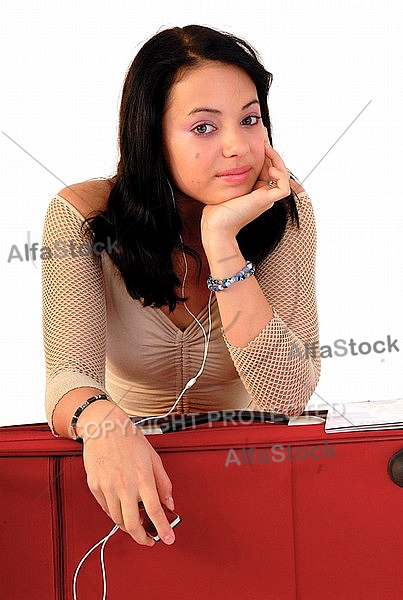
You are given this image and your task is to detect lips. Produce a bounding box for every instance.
[216,166,252,185]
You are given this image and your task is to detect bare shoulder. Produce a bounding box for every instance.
[55,178,114,218]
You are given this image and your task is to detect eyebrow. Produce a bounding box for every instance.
[188,99,260,116]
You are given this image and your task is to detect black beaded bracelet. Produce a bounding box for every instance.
[207,261,255,292]
[69,394,109,441]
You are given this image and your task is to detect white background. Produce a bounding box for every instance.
[1,0,402,426]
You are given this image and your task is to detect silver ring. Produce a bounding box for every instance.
[269,180,276,187]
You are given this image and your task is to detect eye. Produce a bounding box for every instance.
[241,115,261,126]
[192,123,216,135]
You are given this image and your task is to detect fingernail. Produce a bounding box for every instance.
[163,533,175,544]
[166,496,175,510]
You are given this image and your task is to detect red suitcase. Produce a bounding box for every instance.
[1,419,403,600]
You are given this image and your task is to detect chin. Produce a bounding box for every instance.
[217,183,257,203]
[184,181,255,205]
[221,185,255,202]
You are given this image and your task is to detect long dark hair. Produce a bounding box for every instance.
[87,25,300,311]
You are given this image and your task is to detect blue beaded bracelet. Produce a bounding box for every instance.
[207,261,256,292]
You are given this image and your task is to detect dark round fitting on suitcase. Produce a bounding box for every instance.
[388,448,403,487]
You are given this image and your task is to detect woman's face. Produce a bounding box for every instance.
[162,61,266,205]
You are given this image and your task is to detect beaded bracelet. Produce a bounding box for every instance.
[207,261,256,292]
[69,394,109,441]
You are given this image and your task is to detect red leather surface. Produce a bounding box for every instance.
[293,436,403,599]
[1,422,403,599]
[1,456,60,600]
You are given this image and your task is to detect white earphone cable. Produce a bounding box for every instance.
[134,239,212,427]
[73,524,119,600]
[73,188,213,599]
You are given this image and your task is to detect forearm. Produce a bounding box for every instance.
[209,191,321,414]
[199,142,289,347]
[52,390,175,547]
[202,233,273,347]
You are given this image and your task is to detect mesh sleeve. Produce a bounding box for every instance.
[41,196,108,429]
[222,191,320,416]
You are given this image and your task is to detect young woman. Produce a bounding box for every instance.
[42,24,320,547]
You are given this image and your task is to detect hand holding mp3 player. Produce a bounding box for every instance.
[138,501,181,542]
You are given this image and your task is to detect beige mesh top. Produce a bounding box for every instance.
[42,185,320,429]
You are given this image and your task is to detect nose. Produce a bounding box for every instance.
[221,127,249,158]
